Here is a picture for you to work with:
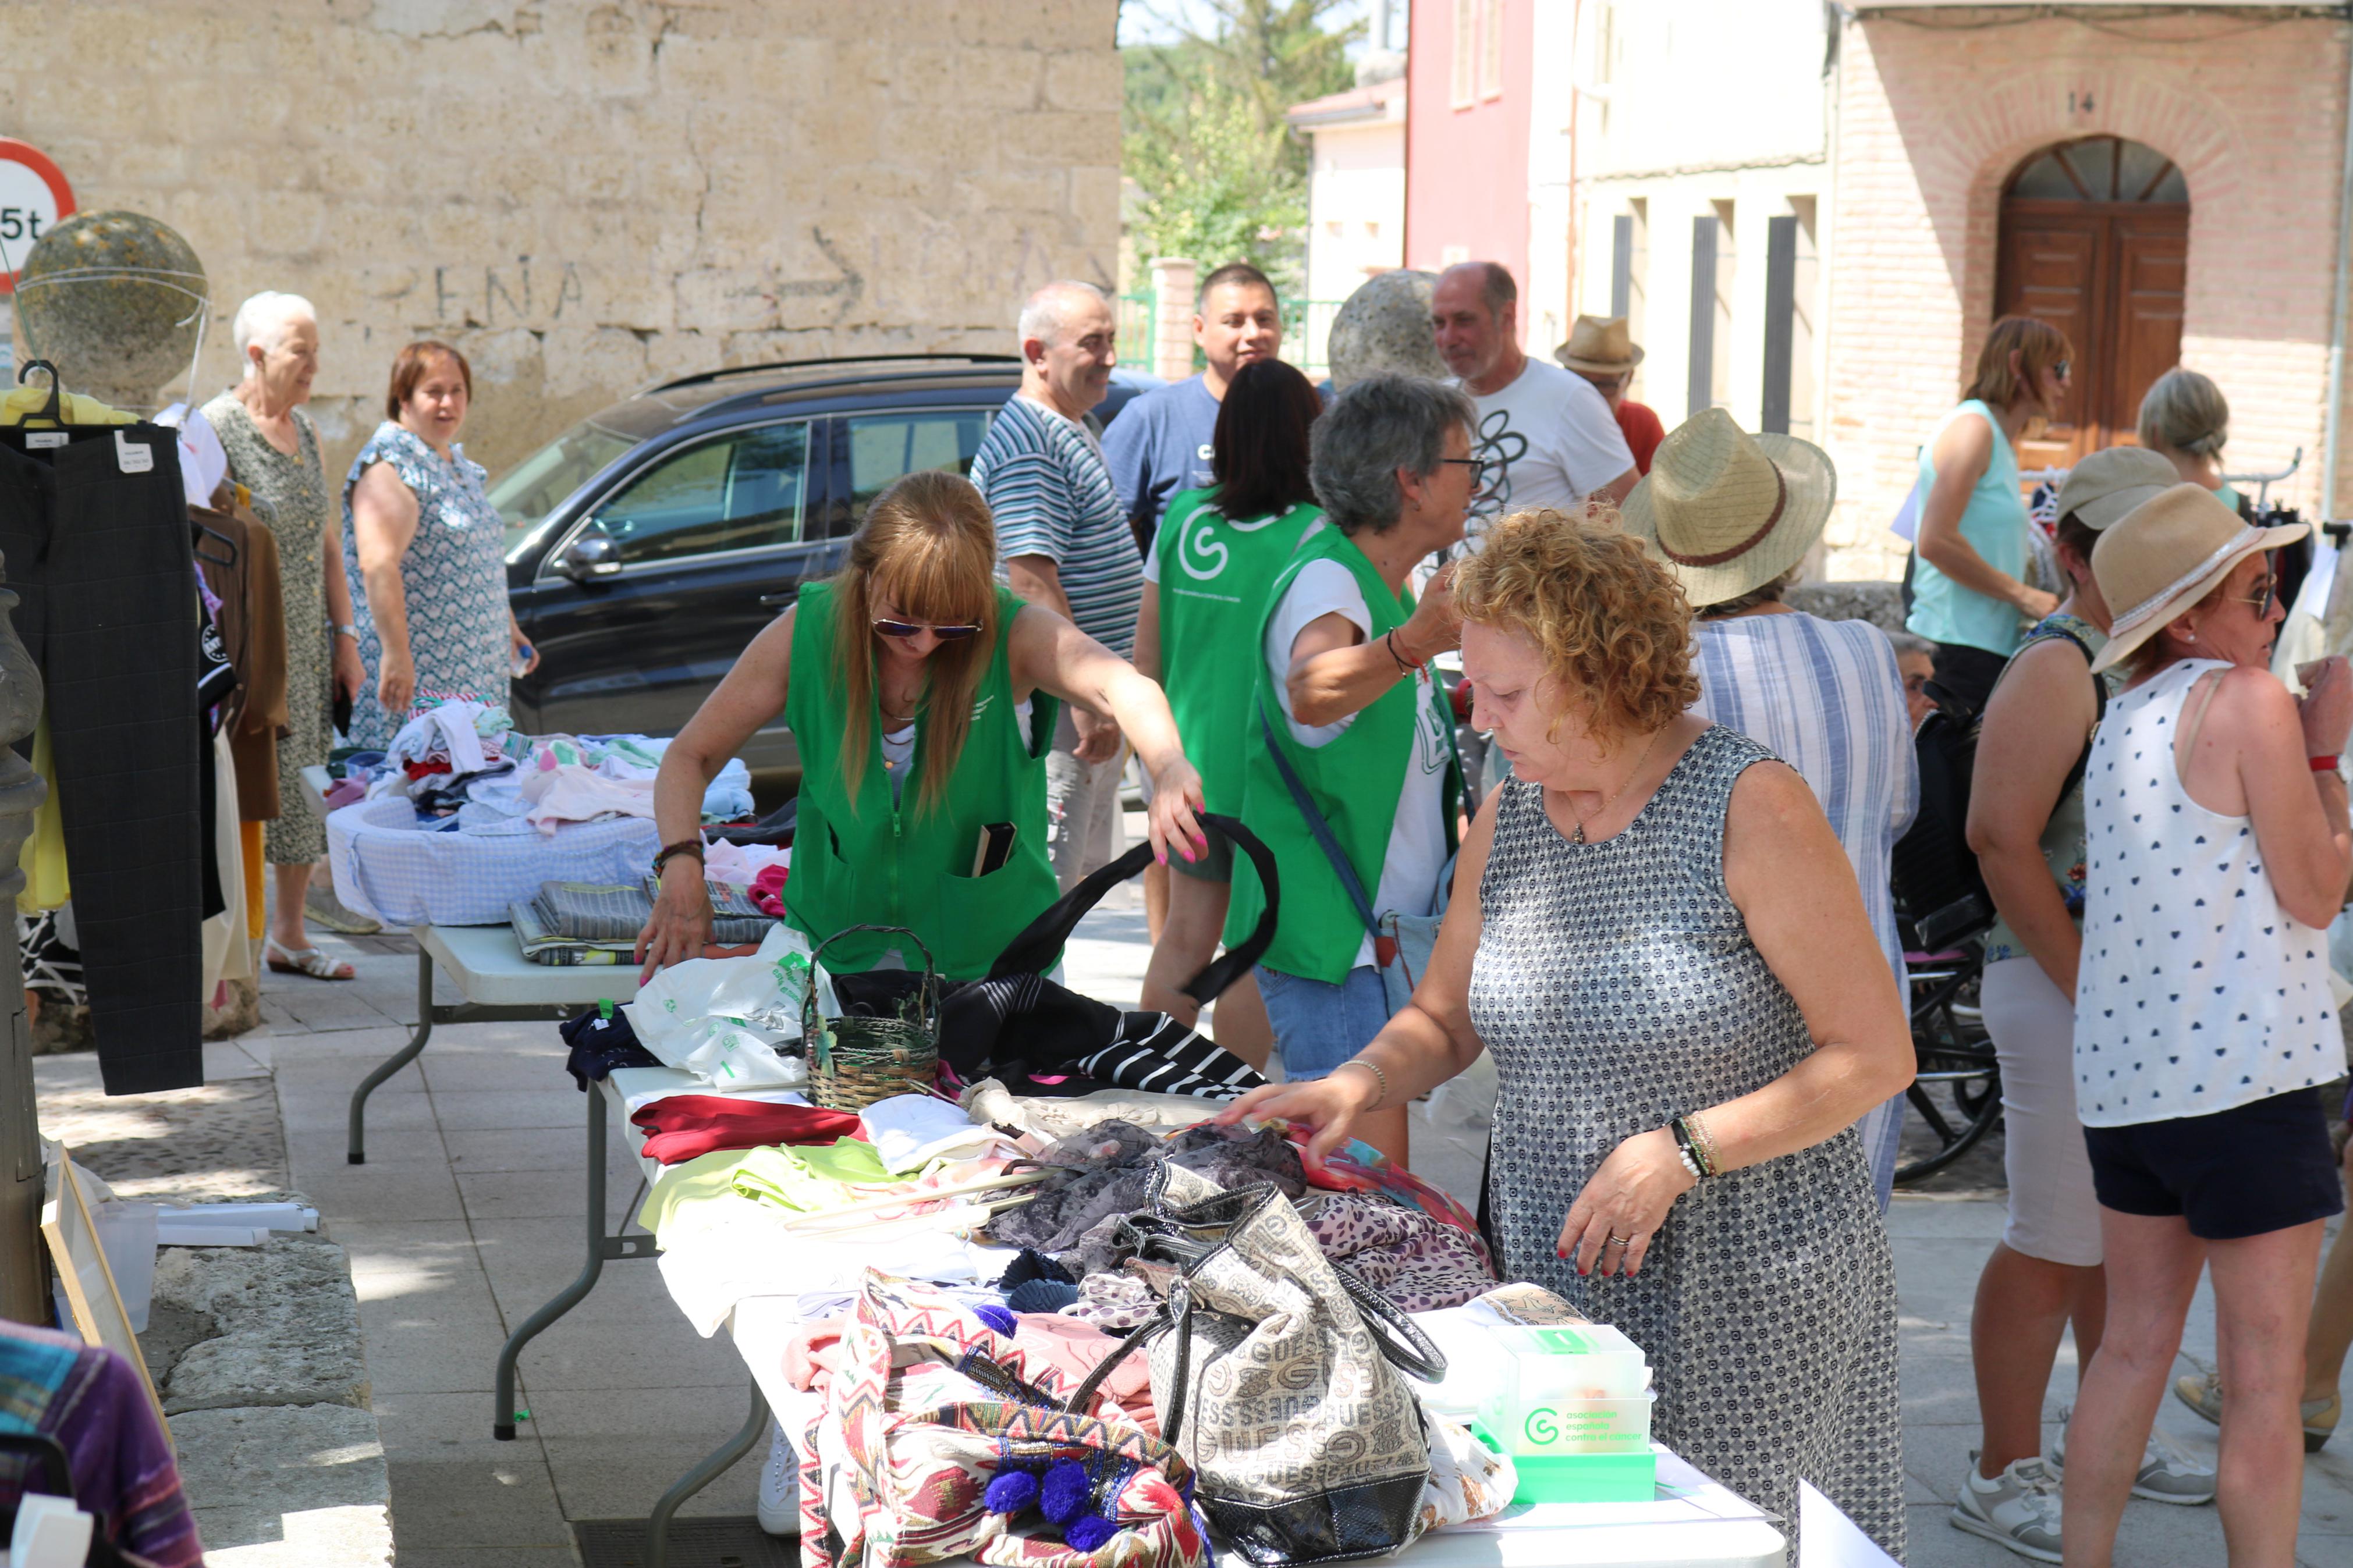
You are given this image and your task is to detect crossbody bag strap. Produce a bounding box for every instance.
[1259,702,1382,943]
[2044,627,2109,805]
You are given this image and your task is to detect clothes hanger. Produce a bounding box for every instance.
[192,520,238,568]
[16,359,65,426]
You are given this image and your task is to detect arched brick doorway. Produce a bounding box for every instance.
[1995,134,2190,470]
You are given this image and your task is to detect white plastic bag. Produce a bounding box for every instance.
[626,925,832,1088]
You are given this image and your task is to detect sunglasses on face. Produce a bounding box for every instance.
[2228,574,2279,618]
[873,617,981,641]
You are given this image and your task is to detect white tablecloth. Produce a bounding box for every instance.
[326,795,661,927]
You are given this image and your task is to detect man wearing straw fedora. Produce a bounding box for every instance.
[1623,407,1916,1207]
[1557,314,1665,477]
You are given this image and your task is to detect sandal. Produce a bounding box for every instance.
[264,937,356,981]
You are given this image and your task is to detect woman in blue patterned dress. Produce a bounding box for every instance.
[342,341,535,749]
[1218,509,1915,1557]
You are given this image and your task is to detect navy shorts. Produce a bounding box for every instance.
[2083,1087,2345,1240]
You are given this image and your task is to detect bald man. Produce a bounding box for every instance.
[1429,261,1637,535]
[968,279,1141,890]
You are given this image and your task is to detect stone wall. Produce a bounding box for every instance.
[1823,9,2351,580]
[0,0,1120,479]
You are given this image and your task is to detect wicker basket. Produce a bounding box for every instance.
[803,924,941,1111]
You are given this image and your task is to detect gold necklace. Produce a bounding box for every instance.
[1567,727,1667,844]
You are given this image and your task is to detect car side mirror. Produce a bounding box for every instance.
[556,525,621,583]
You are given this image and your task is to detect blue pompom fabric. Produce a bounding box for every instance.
[974,1304,1017,1337]
[1065,1513,1119,1552]
[984,1471,1040,1515]
[1039,1458,1091,1525]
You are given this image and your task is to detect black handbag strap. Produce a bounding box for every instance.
[1258,704,1383,943]
[985,810,1278,1004]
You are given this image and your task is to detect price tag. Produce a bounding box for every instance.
[24,430,65,450]
[113,428,152,474]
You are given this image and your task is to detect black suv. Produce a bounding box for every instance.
[494,355,1152,780]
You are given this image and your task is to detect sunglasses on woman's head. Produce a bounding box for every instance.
[873,617,981,641]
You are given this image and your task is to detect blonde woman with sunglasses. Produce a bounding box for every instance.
[636,470,1205,979]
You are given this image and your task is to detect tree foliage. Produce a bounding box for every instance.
[1121,0,1361,295]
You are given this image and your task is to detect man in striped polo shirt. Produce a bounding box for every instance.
[971,280,1143,891]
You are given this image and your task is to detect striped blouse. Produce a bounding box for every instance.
[1688,610,1919,987]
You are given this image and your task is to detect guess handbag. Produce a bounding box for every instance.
[1072,1165,1447,1566]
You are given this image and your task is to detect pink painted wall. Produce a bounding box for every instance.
[1405,0,1534,333]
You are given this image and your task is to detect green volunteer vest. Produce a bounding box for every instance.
[782,581,1060,979]
[1223,523,1462,984]
[1154,487,1324,815]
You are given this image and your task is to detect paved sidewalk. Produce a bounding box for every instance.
[236,895,2352,1566]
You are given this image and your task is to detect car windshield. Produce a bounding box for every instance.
[491,419,636,555]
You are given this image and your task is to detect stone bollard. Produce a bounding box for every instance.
[0,554,51,1322]
[1148,257,1198,384]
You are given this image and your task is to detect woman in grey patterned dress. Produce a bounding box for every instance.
[203,291,370,980]
[343,340,537,751]
[1219,510,1914,1558]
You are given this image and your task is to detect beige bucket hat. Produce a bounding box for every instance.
[2052,445,2180,532]
[1556,315,1645,375]
[2088,482,2308,674]
[1619,407,1837,608]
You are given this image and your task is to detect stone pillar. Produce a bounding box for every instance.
[1148,257,1198,384]
[0,559,48,1322]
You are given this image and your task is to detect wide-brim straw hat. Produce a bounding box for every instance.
[2053,445,2180,532]
[1620,407,1837,608]
[1556,314,1645,374]
[2088,482,2308,674]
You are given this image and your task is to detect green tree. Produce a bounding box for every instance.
[1121,0,1361,294]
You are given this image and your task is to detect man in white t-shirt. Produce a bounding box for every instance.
[1431,261,1638,535]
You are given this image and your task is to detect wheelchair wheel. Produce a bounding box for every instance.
[1896,952,2004,1185]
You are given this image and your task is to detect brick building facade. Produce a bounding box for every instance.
[0,0,1120,479]
[1824,4,2353,578]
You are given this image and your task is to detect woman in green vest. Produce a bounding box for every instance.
[1223,374,1474,1160]
[636,469,1206,979]
[1131,359,1328,1065]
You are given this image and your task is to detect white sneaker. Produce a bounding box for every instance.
[1950,1455,2064,1563]
[756,1420,801,1536]
[2052,1406,2217,1505]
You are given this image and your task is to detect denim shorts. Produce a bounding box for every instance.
[1255,963,1390,1081]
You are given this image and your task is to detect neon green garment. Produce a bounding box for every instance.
[637,1147,761,1239]
[728,1137,895,1211]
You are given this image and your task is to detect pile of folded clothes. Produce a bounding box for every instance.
[510,876,777,965]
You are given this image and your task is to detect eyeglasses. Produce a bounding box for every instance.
[873,618,981,641]
[2052,360,2072,384]
[1441,456,1493,489]
[2227,574,2279,618]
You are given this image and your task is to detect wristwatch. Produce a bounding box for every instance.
[333,623,361,641]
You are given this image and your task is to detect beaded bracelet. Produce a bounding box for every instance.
[1687,1111,1723,1176]
[1670,1115,1716,1179]
[1337,1058,1389,1111]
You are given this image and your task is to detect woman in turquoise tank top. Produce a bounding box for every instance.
[633,470,1206,977]
[1907,316,2074,710]
[1131,360,1328,1064]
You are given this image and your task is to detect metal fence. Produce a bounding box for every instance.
[1115,287,1345,380]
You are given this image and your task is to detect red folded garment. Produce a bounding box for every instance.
[630,1096,865,1165]
[750,862,789,917]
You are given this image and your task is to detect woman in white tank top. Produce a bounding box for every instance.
[2064,484,2349,1565]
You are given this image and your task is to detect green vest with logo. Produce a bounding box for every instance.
[1223,523,1462,984]
[1154,488,1323,815]
[782,581,1060,979]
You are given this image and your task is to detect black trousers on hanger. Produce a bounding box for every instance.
[0,431,203,1094]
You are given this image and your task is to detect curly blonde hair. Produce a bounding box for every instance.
[1453,507,1698,746]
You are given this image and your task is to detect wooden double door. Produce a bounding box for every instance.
[1996,196,2188,472]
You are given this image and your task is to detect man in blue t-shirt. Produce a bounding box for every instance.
[1101,261,1284,549]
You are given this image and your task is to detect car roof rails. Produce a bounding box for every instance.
[648,353,1021,396]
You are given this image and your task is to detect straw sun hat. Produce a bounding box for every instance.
[1556,314,1644,374]
[2087,482,2308,674]
[1619,407,1837,609]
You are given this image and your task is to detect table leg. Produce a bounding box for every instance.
[346,948,436,1165]
[645,1379,772,1568]
[494,1083,610,1441]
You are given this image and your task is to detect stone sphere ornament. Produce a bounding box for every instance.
[15,211,209,411]
[1326,269,1448,390]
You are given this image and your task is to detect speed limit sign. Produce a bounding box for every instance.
[0,140,74,295]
